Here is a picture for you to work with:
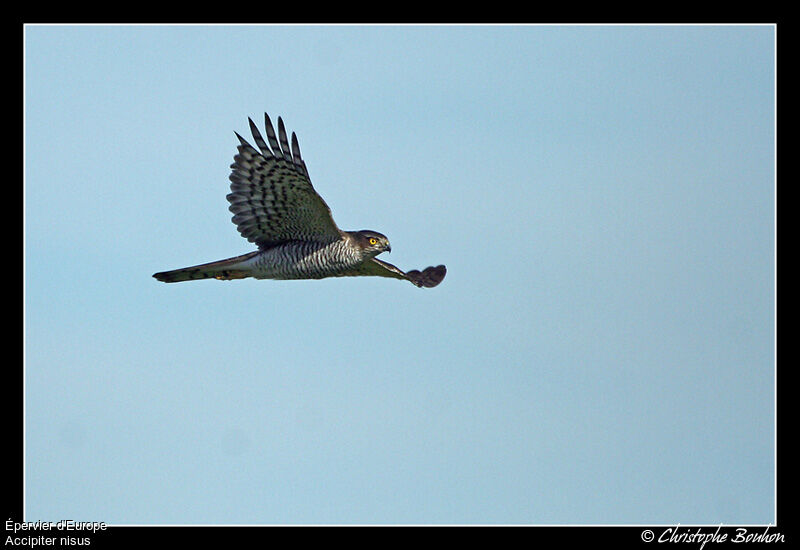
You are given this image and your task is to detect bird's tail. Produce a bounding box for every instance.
[153,251,259,283]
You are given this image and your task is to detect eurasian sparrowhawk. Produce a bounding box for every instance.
[153,113,446,288]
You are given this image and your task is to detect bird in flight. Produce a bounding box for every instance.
[153,113,446,288]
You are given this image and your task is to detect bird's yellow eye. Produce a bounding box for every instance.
[369,237,378,245]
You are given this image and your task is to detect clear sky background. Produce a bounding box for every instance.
[24,25,775,525]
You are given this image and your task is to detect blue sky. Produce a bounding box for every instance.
[24,25,775,525]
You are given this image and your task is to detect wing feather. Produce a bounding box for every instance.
[277,117,293,162]
[291,132,309,177]
[247,117,273,157]
[226,114,341,249]
[263,113,283,159]
[343,258,447,288]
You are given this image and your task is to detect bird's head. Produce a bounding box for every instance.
[354,230,391,258]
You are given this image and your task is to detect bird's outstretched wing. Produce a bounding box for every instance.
[227,114,342,249]
[343,258,447,288]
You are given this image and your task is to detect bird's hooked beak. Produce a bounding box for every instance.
[385,242,392,253]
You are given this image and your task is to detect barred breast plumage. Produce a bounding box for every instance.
[245,238,364,280]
